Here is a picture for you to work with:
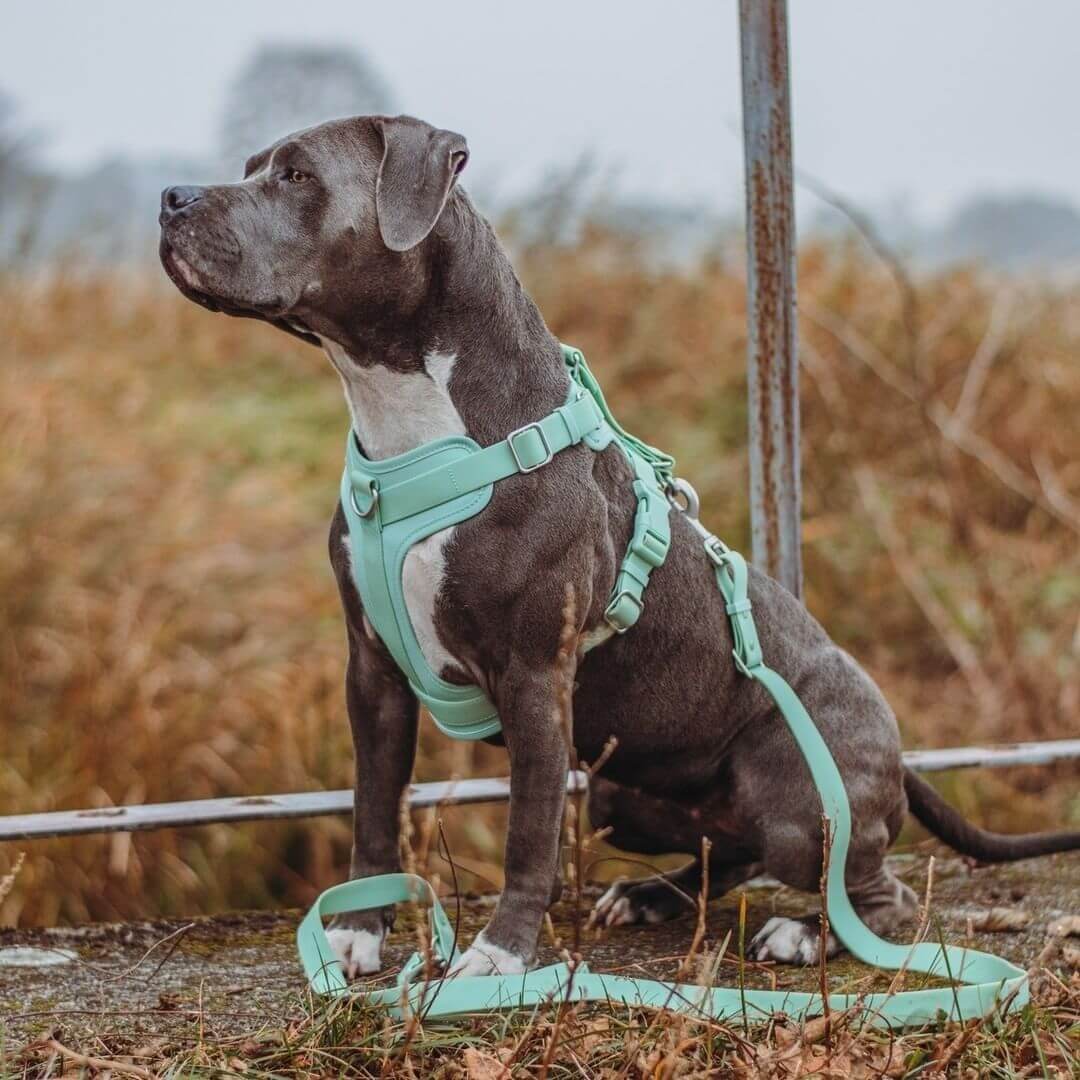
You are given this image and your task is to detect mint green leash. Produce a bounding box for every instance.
[315,345,1028,1027]
[298,551,1027,1028]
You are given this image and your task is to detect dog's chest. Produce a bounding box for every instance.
[328,343,467,676]
[323,343,466,459]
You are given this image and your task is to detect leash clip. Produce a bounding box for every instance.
[667,477,701,520]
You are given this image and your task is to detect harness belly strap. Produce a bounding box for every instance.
[341,345,673,740]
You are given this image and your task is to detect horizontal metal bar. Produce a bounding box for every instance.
[1,740,1077,844]
[0,773,589,843]
[900,738,1080,774]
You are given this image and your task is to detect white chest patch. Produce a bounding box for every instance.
[322,341,466,459]
[327,343,466,677]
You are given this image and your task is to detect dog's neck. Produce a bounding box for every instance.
[319,192,569,461]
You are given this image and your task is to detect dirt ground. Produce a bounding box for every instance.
[2,853,1078,1049]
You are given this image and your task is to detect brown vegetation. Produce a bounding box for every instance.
[1,232,1078,929]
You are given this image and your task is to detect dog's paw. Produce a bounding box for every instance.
[747,916,839,965]
[326,926,386,979]
[589,877,693,928]
[446,931,527,978]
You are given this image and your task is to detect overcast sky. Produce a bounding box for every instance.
[4,1,1079,222]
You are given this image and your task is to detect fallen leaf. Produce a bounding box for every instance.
[130,1038,167,1059]
[463,1047,510,1080]
[580,1016,611,1055]
[1047,915,1080,938]
[801,1006,855,1045]
[773,1024,798,1049]
[969,907,1032,932]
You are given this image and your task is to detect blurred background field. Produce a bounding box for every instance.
[2,225,1078,926]
[1,4,1079,931]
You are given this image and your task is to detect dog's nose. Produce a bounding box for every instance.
[161,185,205,216]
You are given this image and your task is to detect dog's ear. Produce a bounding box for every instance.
[243,147,272,179]
[373,116,468,252]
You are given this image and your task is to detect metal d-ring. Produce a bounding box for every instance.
[349,480,380,519]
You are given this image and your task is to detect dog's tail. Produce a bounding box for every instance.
[903,768,1080,862]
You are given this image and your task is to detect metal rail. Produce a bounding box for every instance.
[2,743,1077,843]
[0,773,587,843]
[739,0,803,599]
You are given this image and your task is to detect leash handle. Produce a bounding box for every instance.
[296,873,459,996]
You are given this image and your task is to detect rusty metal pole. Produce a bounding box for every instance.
[739,0,803,598]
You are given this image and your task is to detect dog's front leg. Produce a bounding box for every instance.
[325,622,419,978]
[326,512,420,978]
[449,665,570,976]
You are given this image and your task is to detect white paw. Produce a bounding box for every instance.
[326,926,385,978]
[748,916,838,965]
[446,931,527,977]
[590,880,632,927]
[589,879,676,928]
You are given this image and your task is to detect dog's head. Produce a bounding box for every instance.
[158,115,469,344]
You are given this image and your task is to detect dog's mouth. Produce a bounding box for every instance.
[159,238,319,345]
[159,240,224,314]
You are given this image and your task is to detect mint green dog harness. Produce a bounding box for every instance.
[313,344,1028,1029]
[341,344,674,739]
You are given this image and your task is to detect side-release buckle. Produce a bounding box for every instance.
[604,590,643,633]
[633,525,669,569]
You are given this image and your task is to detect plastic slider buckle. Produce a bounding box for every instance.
[507,423,554,473]
[604,590,643,633]
[634,526,669,568]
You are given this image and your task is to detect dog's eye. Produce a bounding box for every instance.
[286,169,309,184]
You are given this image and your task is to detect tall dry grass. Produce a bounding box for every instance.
[1,231,1077,927]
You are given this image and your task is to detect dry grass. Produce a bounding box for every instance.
[10,981,1080,1079]
[1,230,1078,931]
[7,886,1080,1078]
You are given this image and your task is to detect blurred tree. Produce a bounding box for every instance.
[0,88,36,188]
[219,44,394,172]
[933,194,1080,268]
[0,88,53,264]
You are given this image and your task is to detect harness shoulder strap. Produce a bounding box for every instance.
[367,391,606,526]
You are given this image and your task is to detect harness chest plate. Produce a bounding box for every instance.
[342,434,500,739]
[340,345,674,740]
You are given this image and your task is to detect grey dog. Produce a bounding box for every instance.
[159,114,1079,978]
